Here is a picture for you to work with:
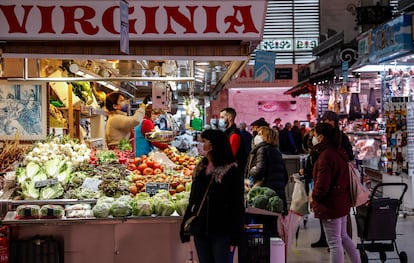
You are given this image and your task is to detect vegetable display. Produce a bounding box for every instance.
[247,186,284,213]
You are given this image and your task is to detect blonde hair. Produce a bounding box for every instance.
[257,126,279,146]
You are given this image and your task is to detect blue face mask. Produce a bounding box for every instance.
[120,102,129,113]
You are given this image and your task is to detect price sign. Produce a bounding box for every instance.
[81,178,102,192]
[145,183,158,195]
[34,178,58,188]
[157,183,169,192]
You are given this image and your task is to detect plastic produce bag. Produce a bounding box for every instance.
[290,175,309,216]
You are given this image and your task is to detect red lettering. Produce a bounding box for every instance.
[38,6,55,33]
[142,6,159,34]
[61,5,99,35]
[102,6,118,34]
[0,5,32,33]
[128,7,138,34]
[224,6,259,34]
[203,6,219,33]
[239,69,248,78]
[164,6,197,34]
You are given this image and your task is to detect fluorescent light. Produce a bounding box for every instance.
[69,63,119,91]
[352,64,385,73]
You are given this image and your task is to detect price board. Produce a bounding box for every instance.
[146,182,170,195]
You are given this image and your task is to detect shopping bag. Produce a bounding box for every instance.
[349,162,370,207]
[290,176,309,215]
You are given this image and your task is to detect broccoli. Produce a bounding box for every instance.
[247,186,276,203]
[253,195,268,209]
[267,195,283,213]
[263,187,277,198]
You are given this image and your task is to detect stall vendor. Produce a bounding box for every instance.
[105,92,145,149]
[135,104,168,156]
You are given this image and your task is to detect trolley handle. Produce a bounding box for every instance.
[371,182,408,203]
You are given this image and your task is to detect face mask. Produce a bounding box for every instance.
[312,136,319,146]
[120,101,129,113]
[254,135,264,145]
[218,118,228,129]
[197,142,207,156]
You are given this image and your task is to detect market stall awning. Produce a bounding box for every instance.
[284,82,316,97]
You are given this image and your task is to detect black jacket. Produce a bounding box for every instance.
[246,142,289,212]
[180,158,245,246]
[224,124,248,172]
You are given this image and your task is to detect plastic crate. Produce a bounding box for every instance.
[243,225,270,263]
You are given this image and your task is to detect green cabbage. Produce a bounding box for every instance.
[131,199,153,216]
[110,197,132,217]
[40,184,64,199]
[92,202,111,218]
[152,196,175,216]
[175,198,189,216]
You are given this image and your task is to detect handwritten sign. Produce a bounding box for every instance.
[145,182,170,195]
[81,178,102,192]
[34,178,58,188]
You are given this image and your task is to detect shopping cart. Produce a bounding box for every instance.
[354,182,408,263]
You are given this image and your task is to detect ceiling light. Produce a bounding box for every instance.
[69,63,119,91]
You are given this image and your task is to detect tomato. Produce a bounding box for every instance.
[143,167,154,175]
[128,163,137,171]
[146,160,154,168]
[141,154,147,159]
[137,163,148,172]
[153,168,162,174]
[153,163,161,169]
[133,157,142,165]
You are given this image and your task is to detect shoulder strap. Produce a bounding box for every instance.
[195,175,215,217]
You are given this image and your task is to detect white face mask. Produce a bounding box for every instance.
[254,135,264,145]
[197,142,207,156]
[312,136,319,146]
[218,118,227,129]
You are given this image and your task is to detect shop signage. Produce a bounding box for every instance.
[275,68,292,80]
[258,38,318,51]
[253,51,275,83]
[226,65,297,88]
[0,0,267,41]
[369,14,414,63]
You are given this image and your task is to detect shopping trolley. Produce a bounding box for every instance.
[354,182,408,263]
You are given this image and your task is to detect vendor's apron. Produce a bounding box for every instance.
[135,121,153,157]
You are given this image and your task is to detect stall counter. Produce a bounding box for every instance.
[3,213,189,263]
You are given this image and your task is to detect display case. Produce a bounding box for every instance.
[347,131,386,191]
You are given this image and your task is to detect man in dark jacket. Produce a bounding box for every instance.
[219,107,247,172]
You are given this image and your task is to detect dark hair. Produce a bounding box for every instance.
[321,110,339,127]
[220,107,237,119]
[201,129,235,166]
[314,122,338,147]
[105,92,123,112]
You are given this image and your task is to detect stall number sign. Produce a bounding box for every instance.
[146,183,170,195]
[34,178,58,188]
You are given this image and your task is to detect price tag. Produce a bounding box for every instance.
[157,183,169,192]
[34,178,58,188]
[81,178,102,192]
[145,183,158,195]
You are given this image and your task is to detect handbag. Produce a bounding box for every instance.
[348,162,370,207]
[184,176,214,232]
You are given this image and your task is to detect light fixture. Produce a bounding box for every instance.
[69,63,120,91]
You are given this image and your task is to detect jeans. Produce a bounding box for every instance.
[194,233,233,263]
[322,215,361,263]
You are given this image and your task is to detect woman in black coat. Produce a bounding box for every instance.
[246,126,289,214]
[180,129,245,263]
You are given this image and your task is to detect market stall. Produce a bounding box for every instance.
[0,1,270,262]
[350,13,414,213]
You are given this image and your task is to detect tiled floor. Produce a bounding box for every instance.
[286,212,414,263]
